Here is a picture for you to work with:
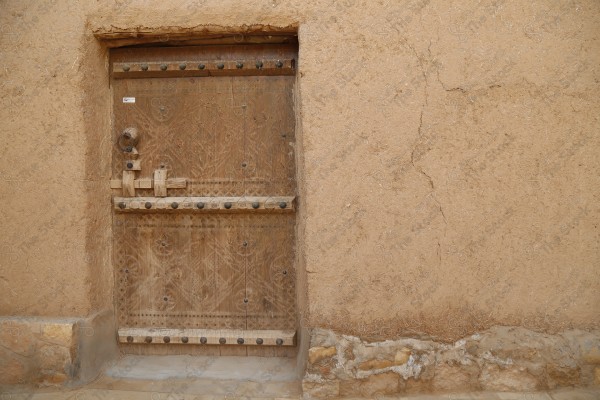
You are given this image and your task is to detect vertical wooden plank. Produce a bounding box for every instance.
[122,170,135,197]
[189,215,217,329]
[154,169,167,197]
[208,76,246,196]
[212,215,246,330]
[245,214,296,331]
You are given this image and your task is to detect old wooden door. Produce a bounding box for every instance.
[109,45,297,356]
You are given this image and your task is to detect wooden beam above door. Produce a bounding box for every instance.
[112,58,295,79]
[110,44,297,78]
[93,25,298,48]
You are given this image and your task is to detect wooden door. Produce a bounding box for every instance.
[109,45,297,356]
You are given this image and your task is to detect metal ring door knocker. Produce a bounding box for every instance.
[118,127,139,152]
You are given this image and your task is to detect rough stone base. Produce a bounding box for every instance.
[302,326,600,398]
[0,310,117,387]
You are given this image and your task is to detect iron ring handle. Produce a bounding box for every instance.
[118,127,139,152]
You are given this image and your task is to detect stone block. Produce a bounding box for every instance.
[38,344,71,372]
[358,359,393,370]
[479,364,539,391]
[394,347,411,365]
[41,323,74,347]
[0,349,28,385]
[0,319,36,356]
[302,380,340,398]
[547,363,581,388]
[432,363,476,392]
[583,346,600,365]
[40,371,69,385]
[308,346,336,364]
[0,318,78,386]
[339,372,400,397]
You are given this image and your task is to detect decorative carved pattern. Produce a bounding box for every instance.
[112,76,296,197]
[112,46,297,337]
[115,214,296,330]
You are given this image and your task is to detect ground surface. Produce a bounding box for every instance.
[3,387,599,399]
[2,355,598,399]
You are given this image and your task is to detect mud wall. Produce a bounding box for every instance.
[0,0,598,342]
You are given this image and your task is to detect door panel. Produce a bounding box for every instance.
[110,45,298,354]
[112,77,296,197]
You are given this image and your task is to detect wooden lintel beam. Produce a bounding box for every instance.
[112,59,295,79]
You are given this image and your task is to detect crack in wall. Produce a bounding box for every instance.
[404,40,448,241]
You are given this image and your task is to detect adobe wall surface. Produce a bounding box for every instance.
[0,0,598,361]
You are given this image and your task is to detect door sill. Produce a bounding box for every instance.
[89,354,302,398]
[118,327,297,346]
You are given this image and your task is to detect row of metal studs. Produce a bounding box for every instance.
[117,201,288,210]
[121,60,286,72]
[126,335,284,345]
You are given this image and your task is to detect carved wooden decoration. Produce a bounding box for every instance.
[110,44,298,354]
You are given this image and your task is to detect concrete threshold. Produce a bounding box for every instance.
[84,354,303,398]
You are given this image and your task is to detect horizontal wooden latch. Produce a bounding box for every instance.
[110,168,186,197]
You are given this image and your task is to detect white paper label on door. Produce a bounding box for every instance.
[123,97,136,103]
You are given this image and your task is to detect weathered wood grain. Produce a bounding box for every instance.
[111,44,298,356]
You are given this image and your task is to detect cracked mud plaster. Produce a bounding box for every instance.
[0,0,598,344]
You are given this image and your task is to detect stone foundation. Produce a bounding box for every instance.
[302,326,600,398]
[0,310,117,387]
